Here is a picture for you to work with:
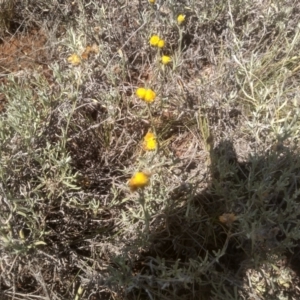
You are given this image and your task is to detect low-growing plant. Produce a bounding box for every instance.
[1,0,300,299]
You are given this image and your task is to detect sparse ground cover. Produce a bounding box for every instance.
[1,0,300,299]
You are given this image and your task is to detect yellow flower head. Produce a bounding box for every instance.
[177,14,186,25]
[157,39,165,48]
[144,89,156,103]
[148,0,156,3]
[219,213,237,226]
[161,55,172,65]
[81,44,99,60]
[143,132,157,151]
[149,35,160,46]
[136,87,147,99]
[67,53,81,66]
[129,171,150,191]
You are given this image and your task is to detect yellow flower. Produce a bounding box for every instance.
[157,39,165,48]
[136,88,156,102]
[177,14,186,25]
[144,89,156,103]
[219,213,237,226]
[81,44,99,60]
[148,0,155,3]
[161,55,171,65]
[129,171,150,191]
[149,35,165,48]
[136,87,147,99]
[67,53,81,66]
[143,132,157,151]
[149,35,160,46]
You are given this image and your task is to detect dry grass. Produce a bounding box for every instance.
[1,0,300,299]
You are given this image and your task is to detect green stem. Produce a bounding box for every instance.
[138,191,150,236]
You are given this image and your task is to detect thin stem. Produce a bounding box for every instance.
[138,191,150,236]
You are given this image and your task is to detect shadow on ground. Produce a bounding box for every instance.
[113,139,300,300]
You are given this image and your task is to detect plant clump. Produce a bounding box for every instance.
[1,0,300,299]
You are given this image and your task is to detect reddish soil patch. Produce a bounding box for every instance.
[0,29,48,74]
[0,29,50,113]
